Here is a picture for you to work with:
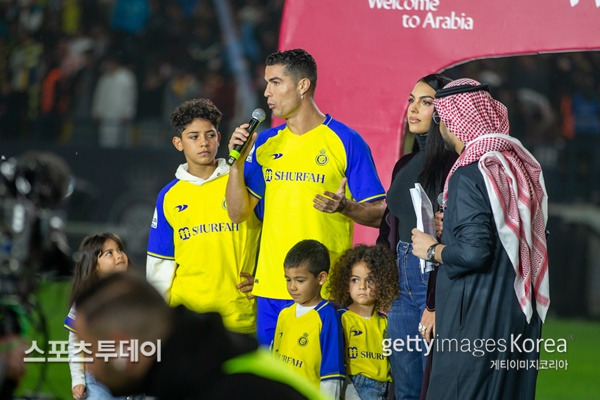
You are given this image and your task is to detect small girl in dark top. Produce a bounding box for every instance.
[377,74,457,400]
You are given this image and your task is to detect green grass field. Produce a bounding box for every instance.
[14,279,600,399]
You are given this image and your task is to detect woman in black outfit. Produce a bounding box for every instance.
[377,74,457,400]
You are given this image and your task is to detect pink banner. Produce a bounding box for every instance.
[278,0,600,243]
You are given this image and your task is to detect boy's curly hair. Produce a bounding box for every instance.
[170,98,223,135]
[327,244,399,312]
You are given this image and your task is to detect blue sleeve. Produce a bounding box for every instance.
[318,303,346,381]
[64,305,76,332]
[253,198,264,221]
[147,180,177,259]
[329,119,386,203]
[244,146,264,199]
[243,125,284,199]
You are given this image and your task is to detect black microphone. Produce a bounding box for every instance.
[227,108,266,166]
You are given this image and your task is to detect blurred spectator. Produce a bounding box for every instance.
[10,0,44,35]
[176,0,199,19]
[92,55,137,147]
[201,70,235,130]
[515,87,557,142]
[7,33,43,139]
[135,62,168,147]
[110,0,150,35]
[61,0,81,35]
[38,60,68,142]
[0,0,597,203]
[69,49,97,144]
[509,56,551,98]
[563,71,600,201]
[162,64,200,125]
[237,0,263,64]
[188,22,223,72]
[570,72,600,137]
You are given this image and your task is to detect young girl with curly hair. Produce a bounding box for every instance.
[327,244,399,400]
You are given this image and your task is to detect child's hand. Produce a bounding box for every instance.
[237,272,256,300]
[72,384,87,399]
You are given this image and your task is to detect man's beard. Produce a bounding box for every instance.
[442,136,454,151]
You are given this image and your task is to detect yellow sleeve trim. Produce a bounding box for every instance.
[247,187,262,200]
[147,252,175,261]
[358,193,386,203]
[315,301,330,312]
[321,374,346,381]
[64,324,76,333]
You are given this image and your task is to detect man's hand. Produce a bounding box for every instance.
[237,272,256,300]
[228,124,258,167]
[313,178,348,213]
[411,228,438,260]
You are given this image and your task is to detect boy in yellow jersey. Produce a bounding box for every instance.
[272,240,346,399]
[227,48,386,346]
[146,98,261,333]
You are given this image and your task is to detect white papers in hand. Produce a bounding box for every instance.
[409,183,436,273]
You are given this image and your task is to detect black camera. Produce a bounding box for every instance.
[0,151,73,399]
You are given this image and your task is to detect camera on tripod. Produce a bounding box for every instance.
[0,151,73,399]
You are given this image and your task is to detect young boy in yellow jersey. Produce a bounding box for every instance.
[146,98,261,334]
[272,240,346,399]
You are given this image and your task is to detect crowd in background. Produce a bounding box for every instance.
[1,0,599,201]
[445,54,600,203]
[0,0,283,147]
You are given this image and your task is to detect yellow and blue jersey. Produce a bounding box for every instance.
[272,300,345,387]
[244,115,385,299]
[147,162,261,333]
[339,308,391,382]
[64,305,76,333]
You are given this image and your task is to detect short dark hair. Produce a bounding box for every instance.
[266,49,317,93]
[284,239,330,278]
[170,98,223,135]
[75,271,172,342]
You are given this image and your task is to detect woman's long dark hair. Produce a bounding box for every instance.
[417,74,458,207]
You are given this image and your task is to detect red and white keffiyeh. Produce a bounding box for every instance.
[434,79,550,323]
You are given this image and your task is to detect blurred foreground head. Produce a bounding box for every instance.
[74,271,172,395]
